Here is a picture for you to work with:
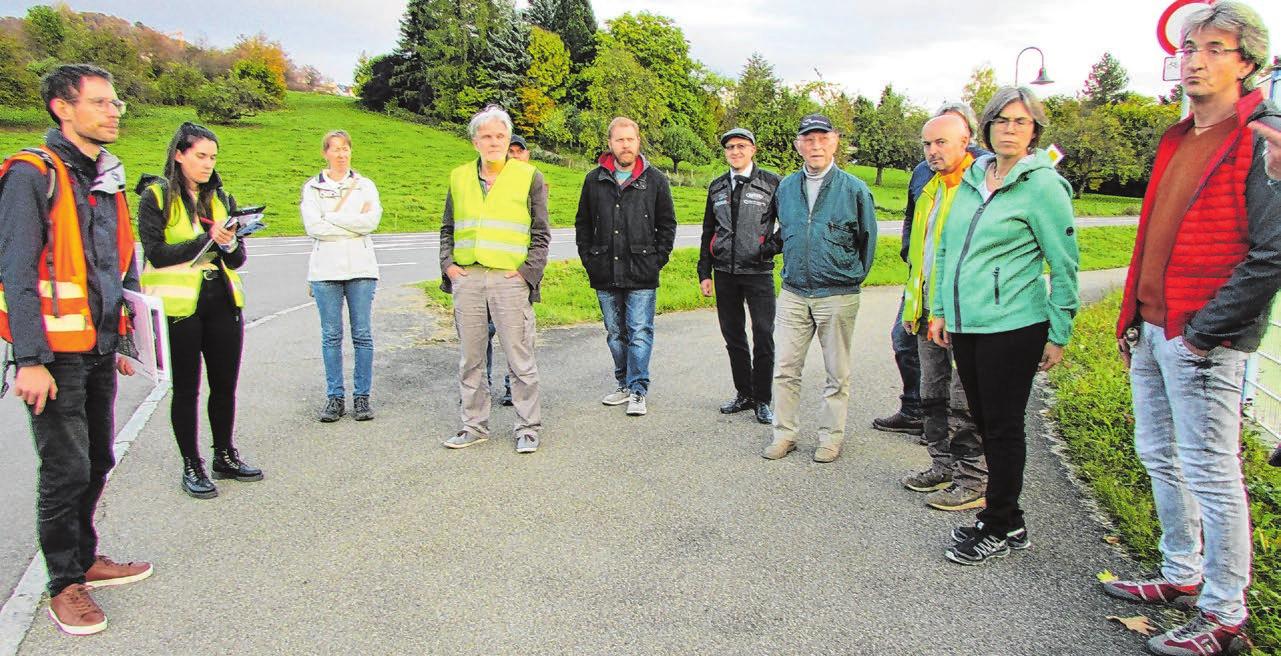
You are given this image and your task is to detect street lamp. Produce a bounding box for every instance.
[1015,46,1054,86]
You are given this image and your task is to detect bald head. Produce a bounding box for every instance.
[921,114,970,174]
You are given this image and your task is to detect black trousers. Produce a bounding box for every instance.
[168,276,243,462]
[950,321,1048,535]
[713,271,776,404]
[28,352,117,596]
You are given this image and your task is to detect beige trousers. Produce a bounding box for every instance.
[453,266,541,438]
[771,289,861,447]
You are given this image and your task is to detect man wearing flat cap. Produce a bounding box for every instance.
[763,114,877,463]
[697,128,782,424]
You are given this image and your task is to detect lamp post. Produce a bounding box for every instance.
[1015,46,1054,86]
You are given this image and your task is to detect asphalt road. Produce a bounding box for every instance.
[1,220,1140,654]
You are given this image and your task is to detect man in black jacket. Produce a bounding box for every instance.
[574,117,677,417]
[697,128,781,424]
[0,64,152,637]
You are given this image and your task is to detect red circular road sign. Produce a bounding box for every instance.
[1157,0,1214,55]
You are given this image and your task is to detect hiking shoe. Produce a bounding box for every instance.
[945,527,1010,565]
[85,556,153,589]
[762,439,796,460]
[48,584,106,636]
[872,411,924,436]
[601,387,631,406]
[952,522,1030,550]
[443,430,487,449]
[902,467,952,492]
[319,396,345,422]
[352,395,374,421]
[1102,573,1200,608]
[754,403,775,425]
[1147,610,1248,656]
[626,393,647,416]
[925,484,986,511]
[813,443,842,463]
[515,433,539,454]
[720,395,754,414]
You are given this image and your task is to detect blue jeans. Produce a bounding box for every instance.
[1130,322,1252,624]
[596,288,656,394]
[312,278,376,398]
[892,295,922,418]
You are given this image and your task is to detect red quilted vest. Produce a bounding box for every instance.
[1117,90,1262,344]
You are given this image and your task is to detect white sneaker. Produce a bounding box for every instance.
[601,387,631,406]
[626,393,647,416]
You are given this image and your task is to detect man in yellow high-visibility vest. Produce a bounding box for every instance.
[439,106,550,454]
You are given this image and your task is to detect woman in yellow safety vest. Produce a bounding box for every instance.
[137,122,262,499]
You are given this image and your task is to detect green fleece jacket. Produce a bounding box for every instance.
[930,150,1080,345]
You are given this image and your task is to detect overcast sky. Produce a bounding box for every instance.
[8,1,1281,108]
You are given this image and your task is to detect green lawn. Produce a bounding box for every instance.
[1,93,1141,235]
[1049,293,1280,654]
[423,225,1136,328]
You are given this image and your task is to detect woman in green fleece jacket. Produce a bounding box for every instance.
[927,86,1080,566]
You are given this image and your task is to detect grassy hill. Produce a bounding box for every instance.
[0,92,1140,236]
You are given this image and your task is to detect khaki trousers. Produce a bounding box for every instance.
[771,289,861,447]
[453,266,541,438]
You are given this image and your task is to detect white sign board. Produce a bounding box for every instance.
[1163,56,1181,82]
[121,289,171,385]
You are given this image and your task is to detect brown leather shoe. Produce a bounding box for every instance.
[48,584,107,636]
[85,555,153,589]
[813,443,842,463]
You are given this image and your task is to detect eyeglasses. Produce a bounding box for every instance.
[724,143,752,152]
[1178,45,1243,59]
[79,97,127,115]
[993,116,1033,130]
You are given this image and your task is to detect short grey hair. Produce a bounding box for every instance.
[934,101,978,146]
[1180,0,1271,90]
[467,105,513,139]
[979,86,1049,153]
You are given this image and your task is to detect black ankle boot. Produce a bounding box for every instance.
[182,457,218,499]
[211,447,264,482]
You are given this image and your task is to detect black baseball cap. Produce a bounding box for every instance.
[797,114,835,136]
[719,127,756,146]
[510,135,529,150]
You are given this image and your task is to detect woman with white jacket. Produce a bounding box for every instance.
[300,130,382,422]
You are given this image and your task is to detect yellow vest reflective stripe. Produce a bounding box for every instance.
[139,184,245,318]
[449,159,535,270]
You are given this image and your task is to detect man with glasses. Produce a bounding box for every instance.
[762,114,877,463]
[0,64,152,636]
[697,128,781,424]
[1107,4,1281,654]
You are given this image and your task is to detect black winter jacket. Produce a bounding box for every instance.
[0,129,139,366]
[697,166,781,279]
[574,154,677,290]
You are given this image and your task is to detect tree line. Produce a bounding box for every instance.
[361,0,1181,196]
[0,5,331,124]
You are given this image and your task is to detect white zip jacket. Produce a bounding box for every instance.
[300,170,382,281]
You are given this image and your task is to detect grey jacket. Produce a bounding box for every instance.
[0,129,140,367]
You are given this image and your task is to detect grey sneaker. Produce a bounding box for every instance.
[319,396,345,422]
[442,430,487,449]
[902,467,952,492]
[601,387,631,406]
[625,392,647,416]
[515,433,539,454]
[925,484,986,511]
[352,396,374,421]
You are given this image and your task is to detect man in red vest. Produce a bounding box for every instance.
[0,64,152,636]
[1106,4,1281,655]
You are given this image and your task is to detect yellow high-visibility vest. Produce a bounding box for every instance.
[449,159,535,270]
[139,183,245,319]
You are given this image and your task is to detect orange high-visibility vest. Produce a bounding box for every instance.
[0,147,134,352]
